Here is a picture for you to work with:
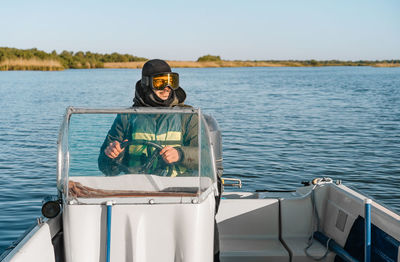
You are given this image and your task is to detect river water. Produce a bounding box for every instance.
[0,67,399,253]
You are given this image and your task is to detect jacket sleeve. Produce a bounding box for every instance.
[179,114,199,168]
[98,114,130,176]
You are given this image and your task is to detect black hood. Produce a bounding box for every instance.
[132,80,187,107]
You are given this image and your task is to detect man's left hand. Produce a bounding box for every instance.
[159,146,180,164]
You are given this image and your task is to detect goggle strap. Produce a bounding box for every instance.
[142,76,149,86]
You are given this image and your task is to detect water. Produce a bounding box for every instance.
[0,67,399,253]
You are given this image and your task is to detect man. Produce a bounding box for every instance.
[98,59,197,176]
[97,59,221,261]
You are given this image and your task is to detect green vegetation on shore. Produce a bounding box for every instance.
[197,54,222,62]
[0,47,146,71]
[1,47,399,71]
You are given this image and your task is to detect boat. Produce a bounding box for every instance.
[1,107,399,262]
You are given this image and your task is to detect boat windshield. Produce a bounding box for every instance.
[57,108,217,203]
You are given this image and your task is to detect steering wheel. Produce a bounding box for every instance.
[120,140,166,174]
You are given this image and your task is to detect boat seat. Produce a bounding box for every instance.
[283,237,336,262]
[217,199,289,262]
[280,194,336,262]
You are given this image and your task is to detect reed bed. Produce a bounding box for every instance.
[103,61,146,69]
[372,63,400,68]
[0,59,64,71]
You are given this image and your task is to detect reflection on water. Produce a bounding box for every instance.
[0,67,399,253]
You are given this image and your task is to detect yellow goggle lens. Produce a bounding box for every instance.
[151,73,179,90]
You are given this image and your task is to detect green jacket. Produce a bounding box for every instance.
[98,111,198,176]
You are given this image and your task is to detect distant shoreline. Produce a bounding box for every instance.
[1,59,399,71]
[103,60,400,69]
[1,47,400,71]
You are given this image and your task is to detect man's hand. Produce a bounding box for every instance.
[159,146,180,164]
[105,141,125,159]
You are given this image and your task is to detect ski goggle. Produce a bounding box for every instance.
[142,72,179,90]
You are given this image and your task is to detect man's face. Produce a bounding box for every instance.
[154,87,172,100]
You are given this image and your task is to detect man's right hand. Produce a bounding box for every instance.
[105,141,125,159]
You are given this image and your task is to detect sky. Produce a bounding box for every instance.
[1,0,399,61]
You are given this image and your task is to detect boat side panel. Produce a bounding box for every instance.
[63,193,215,262]
[322,185,363,247]
[3,223,55,262]
[63,205,104,262]
[322,185,400,247]
[110,196,215,262]
[320,184,400,262]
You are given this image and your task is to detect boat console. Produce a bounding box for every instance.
[57,107,220,262]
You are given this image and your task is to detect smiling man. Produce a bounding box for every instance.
[98,59,195,176]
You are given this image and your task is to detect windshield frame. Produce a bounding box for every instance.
[57,107,217,204]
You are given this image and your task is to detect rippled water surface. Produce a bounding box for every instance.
[0,67,399,253]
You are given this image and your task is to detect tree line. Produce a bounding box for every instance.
[0,47,147,70]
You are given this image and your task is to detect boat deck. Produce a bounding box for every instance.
[218,191,334,262]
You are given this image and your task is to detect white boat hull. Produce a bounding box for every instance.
[2,182,400,262]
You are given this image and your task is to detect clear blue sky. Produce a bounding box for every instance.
[1,0,399,61]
